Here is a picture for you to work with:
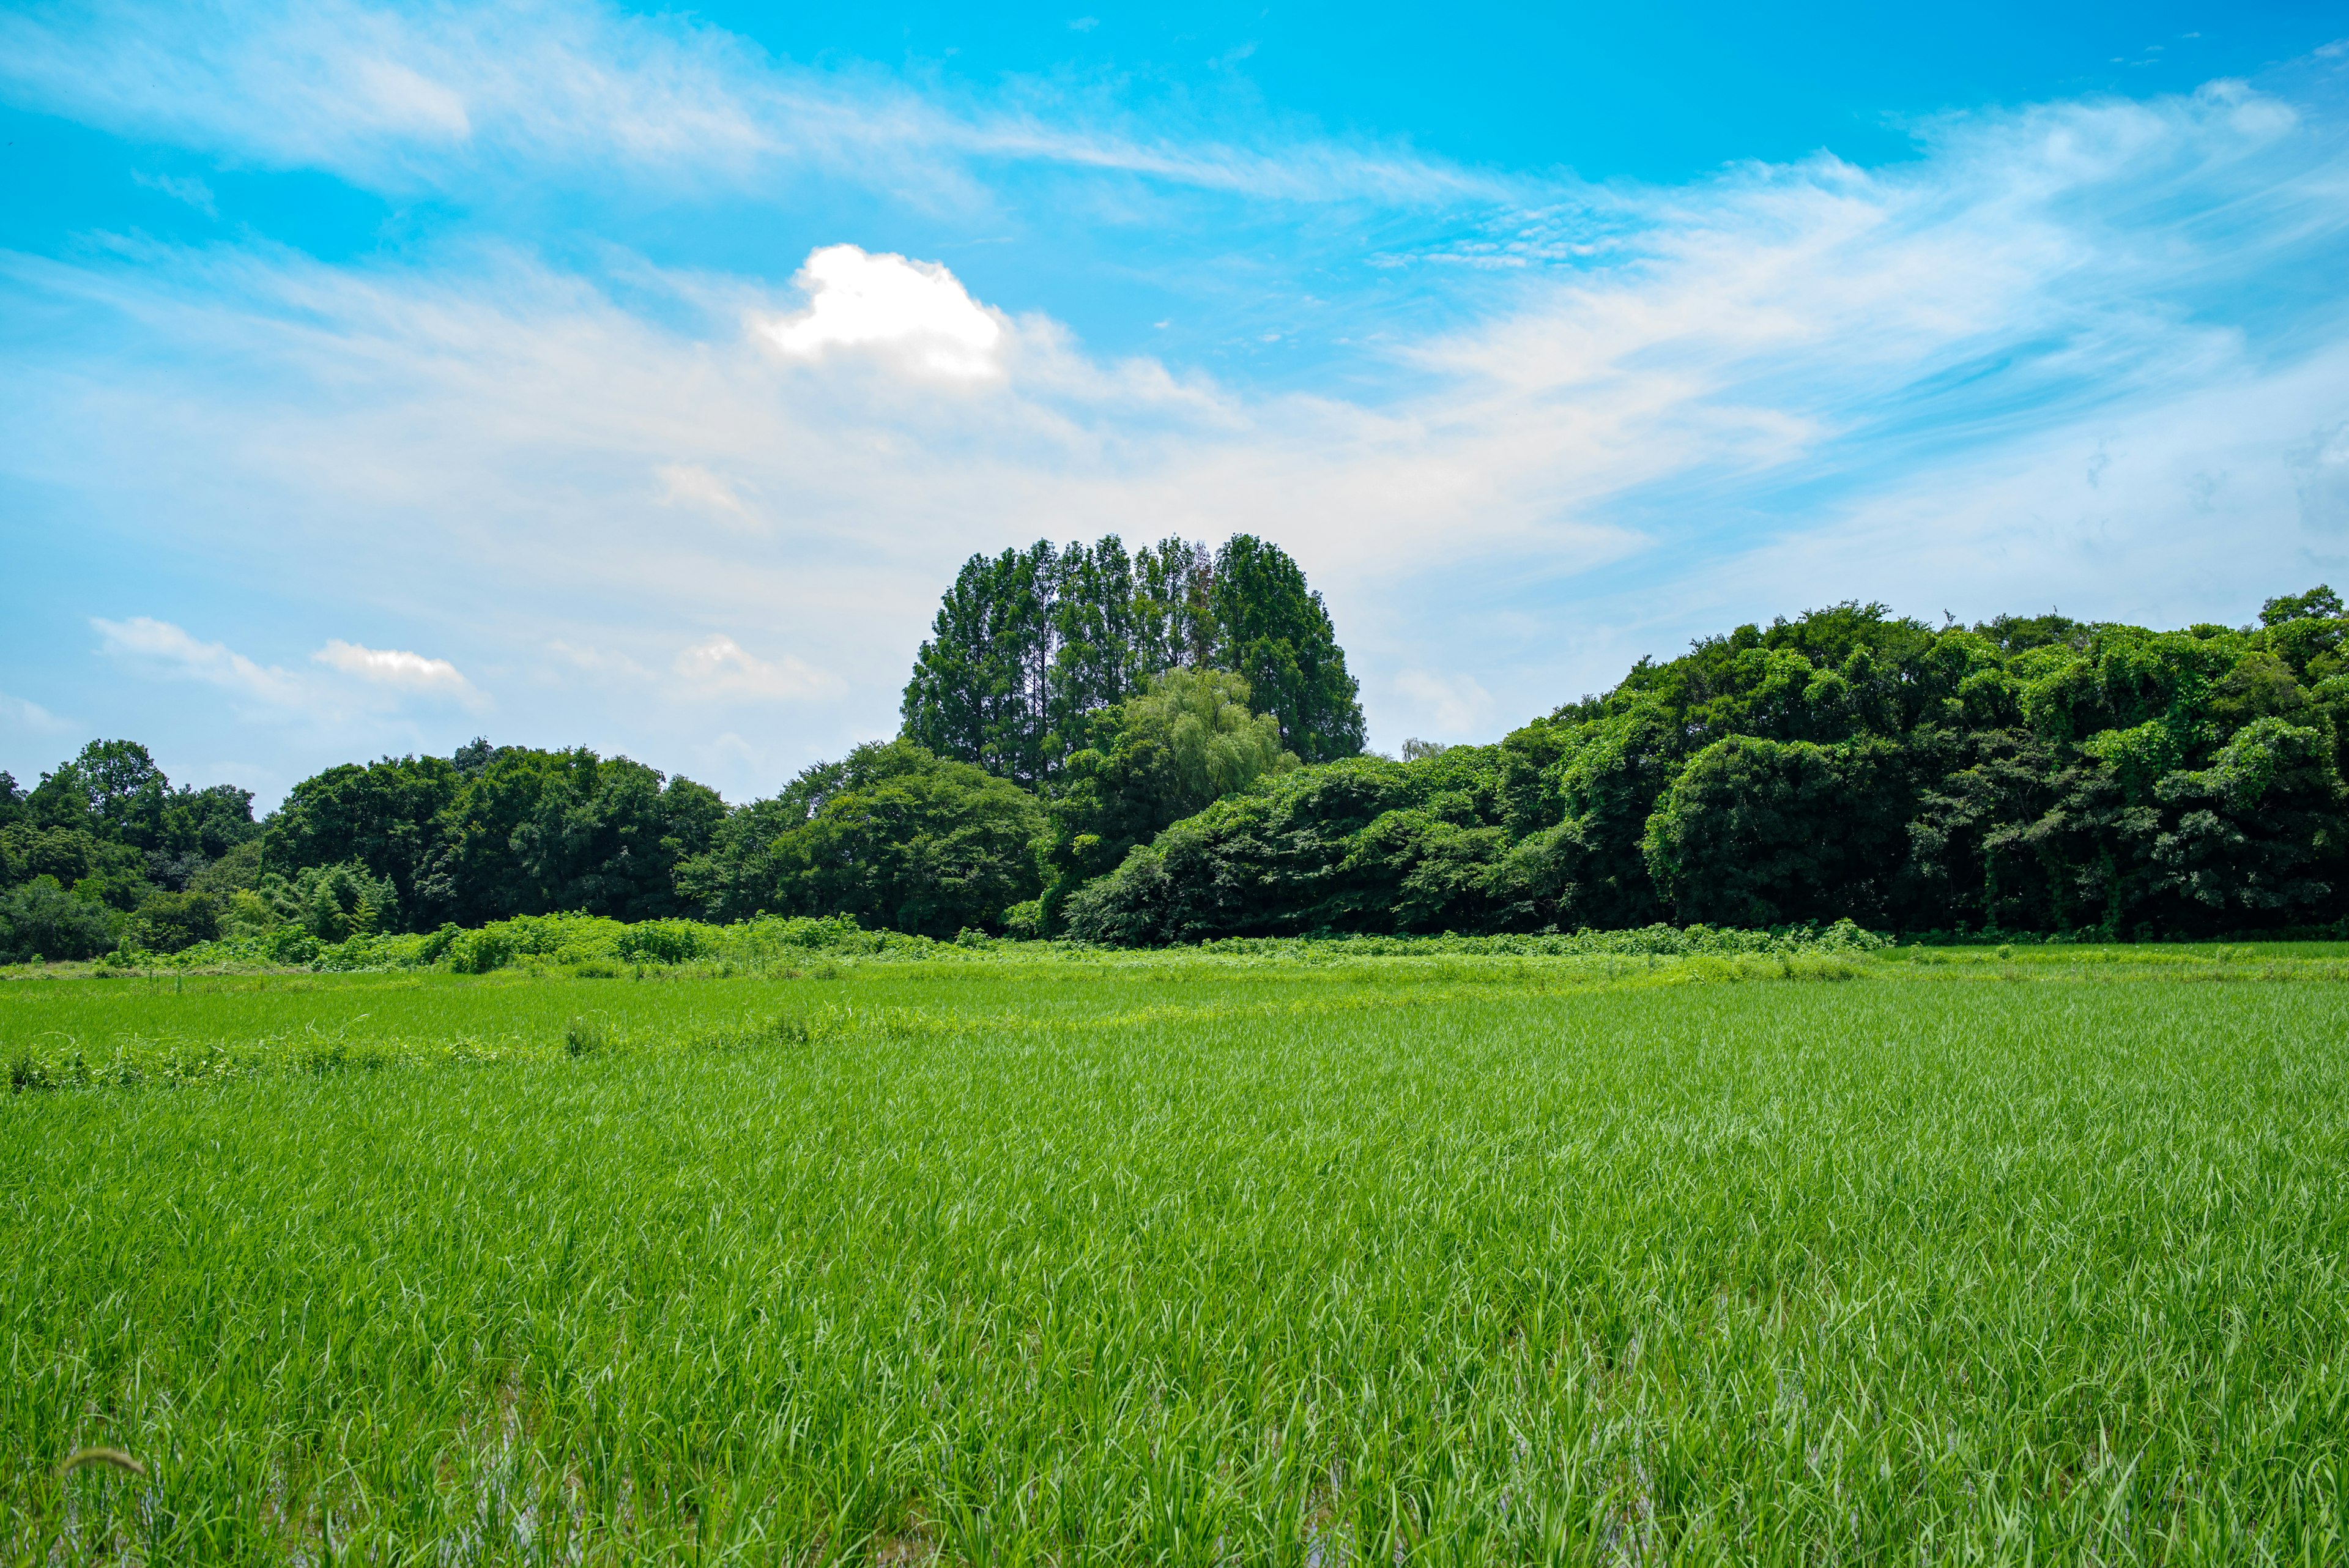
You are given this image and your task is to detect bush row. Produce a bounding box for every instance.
[37,912,1920,976]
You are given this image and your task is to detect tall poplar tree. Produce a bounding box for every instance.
[900,533,1364,782]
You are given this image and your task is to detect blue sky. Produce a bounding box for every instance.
[4,1,2348,806]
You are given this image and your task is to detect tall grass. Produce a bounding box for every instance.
[5,956,2347,1561]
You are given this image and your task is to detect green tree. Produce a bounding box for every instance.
[769,741,1045,936]
[275,861,401,942]
[264,742,723,929]
[900,541,1065,784]
[1642,737,1914,926]
[124,890,223,954]
[0,822,142,894]
[0,877,117,962]
[1062,748,1505,944]
[264,754,462,922]
[1040,669,1294,921]
[2151,717,2345,923]
[1206,535,1365,763]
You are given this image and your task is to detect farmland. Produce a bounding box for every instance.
[7,946,2349,1562]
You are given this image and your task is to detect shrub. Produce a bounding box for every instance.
[445,926,518,974]
[614,920,706,964]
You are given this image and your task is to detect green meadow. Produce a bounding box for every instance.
[7,948,2349,1562]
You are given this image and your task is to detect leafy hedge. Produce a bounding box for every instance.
[59,910,1923,976]
[93,912,956,975]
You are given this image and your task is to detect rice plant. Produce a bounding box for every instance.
[5,950,2347,1561]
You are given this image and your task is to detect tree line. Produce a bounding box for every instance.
[7,548,2347,960]
[1063,591,2349,942]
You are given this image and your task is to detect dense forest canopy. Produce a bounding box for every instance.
[8,578,2349,960]
[1065,591,2349,942]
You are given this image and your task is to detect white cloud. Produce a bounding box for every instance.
[671,636,837,700]
[313,639,487,707]
[2294,420,2349,533]
[15,52,2349,771]
[0,0,1501,206]
[0,690,73,736]
[547,640,653,680]
[757,245,1007,380]
[131,169,217,215]
[92,618,489,721]
[0,0,750,189]
[655,462,752,518]
[92,616,306,707]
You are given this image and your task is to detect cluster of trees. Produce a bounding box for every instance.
[0,738,724,961]
[13,548,2349,957]
[1,741,263,960]
[1066,592,2349,942]
[679,665,1299,936]
[901,533,1365,779]
[262,740,724,930]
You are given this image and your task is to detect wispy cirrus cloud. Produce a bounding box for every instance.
[547,634,838,704]
[6,1,2349,798]
[0,691,75,737]
[93,617,487,719]
[130,169,218,215]
[23,62,2349,757]
[653,463,752,521]
[671,636,837,701]
[0,0,1510,207]
[92,616,308,708]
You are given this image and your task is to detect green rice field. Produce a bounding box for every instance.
[7,946,2349,1562]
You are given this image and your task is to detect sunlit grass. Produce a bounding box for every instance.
[7,953,2348,1561]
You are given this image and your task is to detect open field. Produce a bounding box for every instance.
[7,949,2349,1562]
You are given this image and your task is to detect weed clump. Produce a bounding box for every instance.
[563,1015,608,1057]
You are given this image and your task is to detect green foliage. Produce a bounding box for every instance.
[1501,697,1683,929]
[612,919,709,964]
[21,739,259,871]
[29,582,2349,951]
[0,822,144,895]
[1063,747,1510,942]
[1039,668,1294,923]
[122,890,221,955]
[0,742,262,960]
[259,740,722,930]
[765,740,1045,937]
[279,860,402,942]
[1642,736,1913,926]
[0,877,117,962]
[2152,717,2347,915]
[902,533,1363,782]
[1068,590,2349,943]
[261,752,461,916]
[1204,533,1365,762]
[670,791,807,923]
[128,908,947,976]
